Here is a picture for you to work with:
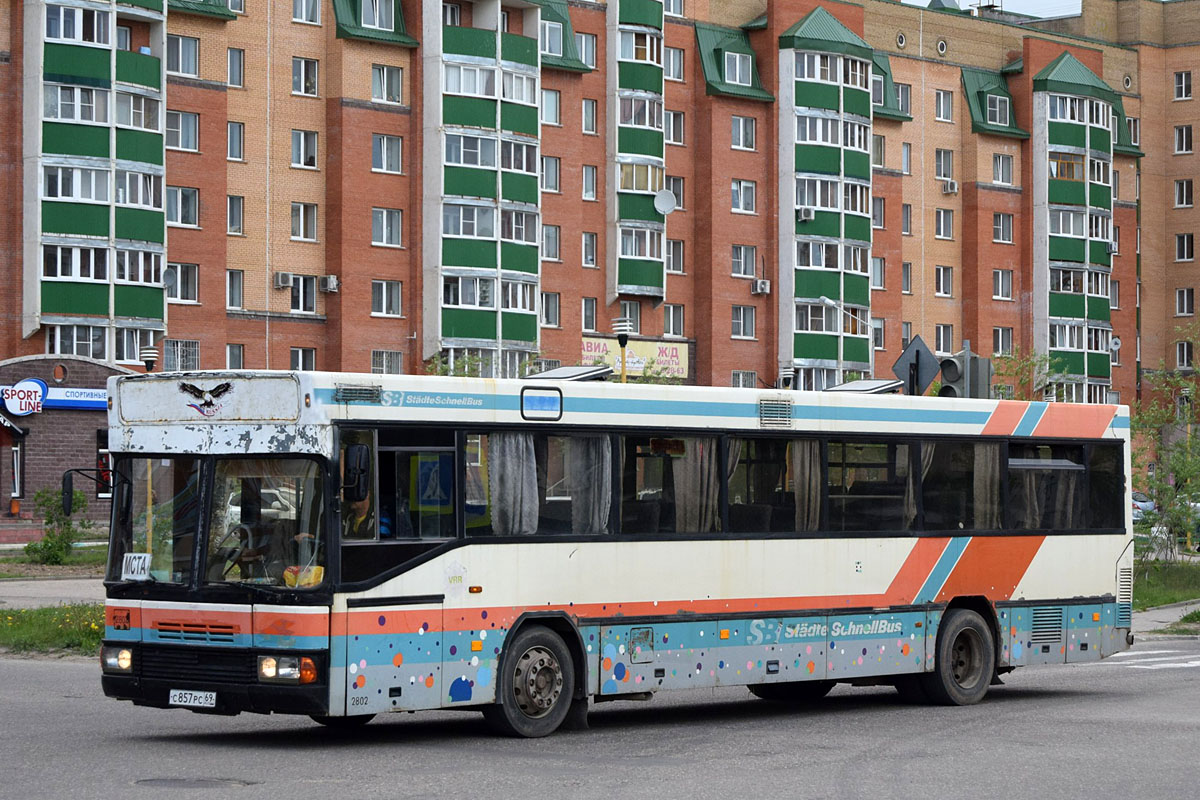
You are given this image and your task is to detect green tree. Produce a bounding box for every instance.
[992,345,1072,401]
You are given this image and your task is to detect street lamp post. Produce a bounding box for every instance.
[613,317,633,384]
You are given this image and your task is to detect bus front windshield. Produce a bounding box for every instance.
[206,458,326,588]
[108,456,203,584]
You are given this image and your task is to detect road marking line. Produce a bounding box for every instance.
[1109,655,1200,665]
[1125,660,1200,670]
[1108,650,1178,658]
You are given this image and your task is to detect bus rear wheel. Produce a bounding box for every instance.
[748,680,834,703]
[483,626,575,738]
[921,609,994,706]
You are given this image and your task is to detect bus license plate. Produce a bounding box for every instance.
[169,689,216,708]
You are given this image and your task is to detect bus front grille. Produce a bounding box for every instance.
[138,645,257,684]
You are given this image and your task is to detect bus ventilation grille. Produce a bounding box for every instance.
[1117,567,1133,627]
[155,621,238,644]
[1030,607,1063,644]
[758,398,793,429]
[139,645,257,684]
[334,384,383,404]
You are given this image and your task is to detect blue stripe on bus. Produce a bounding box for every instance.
[914,537,971,604]
[1012,403,1048,437]
[793,407,992,425]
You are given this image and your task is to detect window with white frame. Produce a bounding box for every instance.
[46,324,106,359]
[540,20,563,57]
[872,318,885,350]
[1087,271,1109,297]
[1177,71,1192,100]
[372,208,402,247]
[542,225,560,260]
[371,64,402,104]
[442,276,495,308]
[115,328,154,364]
[116,92,160,131]
[576,33,596,69]
[293,0,319,23]
[795,52,833,82]
[501,209,538,244]
[541,292,560,327]
[619,30,662,65]
[993,269,1013,300]
[935,324,953,355]
[795,303,837,332]
[165,262,198,303]
[870,257,884,289]
[732,115,755,150]
[290,347,315,371]
[372,279,402,316]
[843,245,867,274]
[795,177,839,209]
[1089,100,1110,128]
[993,153,1013,185]
[619,96,663,129]
[935,265,953,297]
[226,344,244,369]
[371,350,403,374]
[895,83,911,114]
[665,110,684,145]
[500,140,538,173]
[44,166,110,203]
[582,165,597,200]
[1088,213,1110,242]
[292,57,318,96]
[870,196,884,227]
[1178,233,1195,261]
[501,281,535,312]
[935,148,953,180]
[165,339,201,371]
[227,121,244,160]
[731,305,756,339]
[43,84,109,124]
[582,98,597,134]
[618,162,663,192]
[1089,157,1111,186]
[1127,116,1140,145]
[227,269,243,309]
[442,204,494,238]
[167,35,198,76]
[227,195,243,234]
[291,129,318,168]
[664,0,683,15]
[541,156,560,191]
[796,116,839,145]
[1050,208,1086,237]
[228,48,244,87]
[291,275,316,312]
[663,303,683,337]
[1179,341,1195,369]
[1050,268,1084,293]
[115,249,162,284]
[1178,179,1195,208]
[665,47,683,81]
[901,142,911,174]
[582,297,597,332]
[935,89,953,122]
[541,89,561,125]
[619,227,662,259]
[842,120,869,151]
[1048,94,1082,122]
[901,203,912,235]
[442,2,460,25]
[1177,288,1195,316]
[725,51,752,86]
[582,232,597,268]
[45,5,110,44]
[731,244,755,277]
[291,202,317,240]
[871,74,884,106]
[901,322,912,350]
[842,58,868,90]
[902,262,912,293]
[1111,280,1120,309]
[619,299,641,333]
[373,133,403,172]
[986,94,1010,126]
[166,186,198,226]
[993,213,1013,243]
[1048,322,1084,350]
[731,179,756,213]
[795,240,838,270]
[445,64,496,98]
[1176,124,1193,154]
[361,0,392,30]
[659,238,681,273]
[731,371,757,388]
[41,245,108,281]
[993,327,1013,356]
[502,71,537,105]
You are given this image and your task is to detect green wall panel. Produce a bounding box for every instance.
[794,332,839,361]
[115,50,161,90]
[843,150,870,180]
[843,89,870,118]
[795,144,840,175]
[115,207,164,243]
[1049,292,1086,318]
[500,171,538,204]
[500,102,538,136]
[42,122,108,158]
[617,126,664,156]
[445,165,496,199]
[618,0,663,28]
[1048,121,1086,148]
[618,193,663,222]
[618,61,663,93]
[1090,127,1111,153]
[795,269,840,300]
[843,337,870,365]
[1087,351,1111,378]
[443,26,496,58]
[843,274,869,306]
[1089,240,1112,266]
[1087,296,1110,321]
[795,81,839,111]
[442,237,498,269]
[1048,179,1085,206]
[500,33,537,66]
[1089,183,1111,209]
[1050,350,1086,375]
[797,211,840,237]
[41,281,109,316]
[443,96,496,129]
[114,284,164,319]
[1049,236,1086,263]
[500,241,538,273]
[843,215,871,243]
[116,129,163,165]
[617,258,664,290]
[501,311,537,342]
[44,43,110,86]
[42,201,108,237]
[442,307,497,340]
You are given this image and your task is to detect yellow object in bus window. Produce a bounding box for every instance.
[283,565,324,588]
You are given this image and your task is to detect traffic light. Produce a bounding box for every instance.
[938,350,994,398]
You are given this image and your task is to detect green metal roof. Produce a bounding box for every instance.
[778,6,872,60]
[1033,51,1116,104]
[533,0,590,73]
[1112,96,1144,158]
[331,0,418,47]
[871,52,911,122]
[742,13,767,31]
[1001,57,1023,74]
[167,0,235,21]
[695,22,774,102]
[961,67,1029,139]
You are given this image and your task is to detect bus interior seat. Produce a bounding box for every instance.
[621,500,661,534]
[728,503,773,533]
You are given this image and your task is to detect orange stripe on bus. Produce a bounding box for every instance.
[884,537,950,604]
[105,605,142,628]
[1032,404,1116,439]
[934,535,1045,603]
[253,612,329,638]
[981,401,1028,437]
[140,607,251,632]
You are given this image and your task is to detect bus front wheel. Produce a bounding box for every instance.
[483,626,575,738]
[921,609,995,706]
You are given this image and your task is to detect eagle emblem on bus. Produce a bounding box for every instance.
[179,381,233,416]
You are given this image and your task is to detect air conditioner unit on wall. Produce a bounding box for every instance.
[797,207,816,222]
[751,279,771,295]
[273,271,294,289]
[942,179,959,194]
[319,275,339,293]
[1106,242,1117,254]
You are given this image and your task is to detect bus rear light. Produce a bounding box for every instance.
[258,655,318,684]
[101,646,134,673]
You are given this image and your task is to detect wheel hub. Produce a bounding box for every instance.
[512,646,563,718]
[951,628,984,688]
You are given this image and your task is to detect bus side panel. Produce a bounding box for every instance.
[1065,603,1109,663]
[339,603,443,714]
[440,611,507,709]
[1003,605,1067,666]
[104,600,142,642]
[826,612,927,678]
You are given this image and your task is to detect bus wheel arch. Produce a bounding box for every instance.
[922,599,997,706]
[942,595,1001,668]
[484,613,587,736]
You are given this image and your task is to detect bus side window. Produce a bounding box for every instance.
[340,430,378,540]
[1088,444,1123,530]
[827,440,912,533]
[920,440,1002,531]
[727,438,821,533]
[620,436,720,534]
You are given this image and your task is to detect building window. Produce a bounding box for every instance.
[1177,71,1193,100]
[581,165,597,201]
[993,153,1013,185]
[292,57,318,96]
[445,64,497,99]
[664,0,683,16]
[227,344,244,369]
[732,371,757,389]
[731,115,755,150]
[986,94,1010,126]
[166,111,198,151]
[902,262,912,294]
[116,25,130,50]
[1179,342,1194,370]
[870,257,885,289]
[1049,151,1085,181]
[935,265,953,297]
[665,110,684,145]
[1127,116,1140,145]
[1111,280,1120,309]
[993,213,1013,243]
[664,303,684,337]
[166,186,199,226]
[288,275,316,313]
[114,249,162,284]
[45,5,110,44]
[371,64,402,104]
[227,269,243,309]
[371,350,403,375]
[41,245,108,281]
[227,121,244,160]
[360,0,392,30]
[582,98,597,134]
[226,195,244,235]
[291,347,316,371]
[1175,287,1197,318]
[576,33,596,69]
[935,208,953,239]
[901,142,911,174]
[166,262,198,303]
[582,232,597,268]
[731,305,756,339]
[541,156,560,192]
[228,48,244,87]
[993,269,1013,300]
[540,292,561,327]
[542,89,561,125]
[619,300,641,333]
[871,135,885,168]
[443,276,496,308]
[895,83,911,114]
[935,149,953,180]
[582,297,597,332]
[1176,125,1193,154]
[619,228,663,259]
[167,35,199,76]
[872,74,885,106]
[116,92,160,131]
[503,71,538,105]
[442,3,460,26]
[291,202,317,241]
[1050,209,1086,237]
[993,327,1013,356]
[542,225,561,260]
[732,245,756,277]
[796,52,834,82]
[731,179,756,213]
[935,324,953,355]
[443,204,495,238]
[372,207,402,247]
[872,197,885,229]
[373,133,402,173]
[372,279,402,316]
[901,203,911,235]
[935,89,953,122]
[1178,233,1195,262]
[45,166,111,203]
[1177,179,1194,208]
[46,324,106,359]
[872,318,885,350]
[291,129,317,168]
[293,0,319,23]
[666,175,684,210]
[665,239,684,274]
[1048,94,1083,122]
[901,322,912,350]
[42,85,109,124]
[164,339,200,371]
[539,20,563,57]
[115,329,152,364]
[725,52,752,86]
[665,47,684,81]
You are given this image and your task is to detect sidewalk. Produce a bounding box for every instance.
[1132,599,1200,635]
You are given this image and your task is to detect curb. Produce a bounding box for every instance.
[1139,598,1200,612]
[0,576,104,583]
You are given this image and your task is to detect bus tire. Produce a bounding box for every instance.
[920,609,994,706]
[483,626,575,738]
[892,675,930,704]
[310,714,375,728]
[748,680,834,703]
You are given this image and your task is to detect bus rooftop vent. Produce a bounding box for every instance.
[334,384,383,404]
[758,397,793,428]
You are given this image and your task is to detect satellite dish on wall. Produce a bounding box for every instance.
[653,189,677,216]
[1111,337,1122,352]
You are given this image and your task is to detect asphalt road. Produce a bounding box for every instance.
[3,639,1199,800]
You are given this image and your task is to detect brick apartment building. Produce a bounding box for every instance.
[5,0,1200,498]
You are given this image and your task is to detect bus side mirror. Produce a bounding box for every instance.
[343,443,370,503]
[62,473,74,516]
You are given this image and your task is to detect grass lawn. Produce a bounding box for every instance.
[0,604,104,656]
[1133,561,1200,610]
[1160,609,1200,636]
[0,546,107,579]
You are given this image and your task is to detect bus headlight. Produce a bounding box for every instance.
[257,655,317,684]
[101,646,134,673]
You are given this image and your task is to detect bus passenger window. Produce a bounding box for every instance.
[1088,445,1123,530]
[728,439,821,533]
[341,430,377,540]
[827,441,912,532]
[620,436,720,534]
[1007,444,1085,530]
[920,441,1001,531]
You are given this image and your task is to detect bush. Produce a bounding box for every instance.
[24,488,93,565]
